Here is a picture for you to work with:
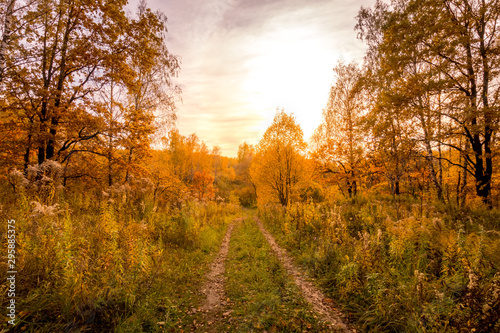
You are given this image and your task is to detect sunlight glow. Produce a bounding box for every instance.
[242,24,339,141]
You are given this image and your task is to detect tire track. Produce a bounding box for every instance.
[255,217,354,333]
[200,220,237,311]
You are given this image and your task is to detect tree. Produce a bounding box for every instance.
[251,109,307,207]
[365,99,418,198]
[0,0,17,82]
[233,142,257,206]
[313,62,367,197]
[122,1,179,182]
[12,0,132,165]
[191,169,215,201]
[0,0,179,189]
[357,0,500,205]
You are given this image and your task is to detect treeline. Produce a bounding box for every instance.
[0,0,258,208]
[0,0,178,184]
[353,0,499,207]
[1,0,499,210]
[249,0,500,209]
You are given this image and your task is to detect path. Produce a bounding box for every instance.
[255,217,354,332]
[191,220,238,332]
[201,221,236,311]
[194,216,353,332]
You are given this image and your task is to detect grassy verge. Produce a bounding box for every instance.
[216,217,333,332]
[259,199,500,332]
[0,195,239,332]
[115,219,231,333]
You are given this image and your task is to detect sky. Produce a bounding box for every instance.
[136,0,374,157]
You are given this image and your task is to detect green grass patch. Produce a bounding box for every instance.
[219,217,333,332]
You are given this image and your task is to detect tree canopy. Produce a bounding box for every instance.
[251,109,307,207]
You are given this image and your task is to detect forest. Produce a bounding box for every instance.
[0,0,499,332]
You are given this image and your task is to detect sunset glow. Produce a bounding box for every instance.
[143,0,372,156]
[242,24,341,140]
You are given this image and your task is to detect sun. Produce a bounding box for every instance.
[242,24,339,141]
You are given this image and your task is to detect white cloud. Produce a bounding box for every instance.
[139,0,374,156]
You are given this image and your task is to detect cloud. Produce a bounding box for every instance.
[142,0,373,157]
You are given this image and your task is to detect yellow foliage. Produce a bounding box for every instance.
[251,109,308,207]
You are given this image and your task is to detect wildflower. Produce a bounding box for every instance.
[432,217,443,232]
[415,270,425,299]
[434,288,445,301]
[415,270,425,282]
[376,228,382,243]
[39,160,62,176]
[26,165,39,180]
[361,231,371,251]
[30,201,61,217]
[483,273,500,314]
[467,269,479,291]
[8,168,29,188]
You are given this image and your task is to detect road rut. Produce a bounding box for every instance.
[255,217,354,332]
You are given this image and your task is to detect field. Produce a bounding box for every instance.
[2,0,500,331]
[1,182,499,332]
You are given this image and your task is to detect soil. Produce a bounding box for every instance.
[200,221,236,311]
[193,219,239,332]
[255,217,354,333]
[194,217,354,332]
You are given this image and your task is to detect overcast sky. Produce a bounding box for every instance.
[136,0,374,157]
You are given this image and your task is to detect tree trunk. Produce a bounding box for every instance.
[0,0,16,82]
[422,136,443,201]
[23,133,32,172]
[460,156,468,207]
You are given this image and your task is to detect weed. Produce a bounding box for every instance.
[258,196,500,332]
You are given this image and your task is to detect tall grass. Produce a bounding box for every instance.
[0,174,240,332]
[259,197,500,332]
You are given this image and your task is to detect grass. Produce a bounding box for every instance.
[114,224,231,333]
[5,177,497,332]
[259,198,500,332]
[217,217,334,332]
[0,190,239,332]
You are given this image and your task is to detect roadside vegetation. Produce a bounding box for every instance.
[259,199,500,332]
[0,173,239,332]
